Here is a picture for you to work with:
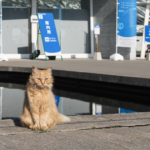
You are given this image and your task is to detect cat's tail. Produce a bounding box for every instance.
[56,113,71,123]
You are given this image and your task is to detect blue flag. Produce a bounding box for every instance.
[145,26,150,44]
[117,0,137,47]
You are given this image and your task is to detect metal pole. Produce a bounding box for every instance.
[60,97,63,114]
[31,0,38,53]
[0,88,3,120]
[59,8,63,61]
[116,0,119,54]
[96,35,98,52]
[141,0,150,59]
[90,0,94,56]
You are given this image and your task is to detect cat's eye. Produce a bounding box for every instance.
[45,78,49,80]
[37,78,41,80]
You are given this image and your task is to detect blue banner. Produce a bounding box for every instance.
[145,26,150,44]
[117,0,137,47]
[37,13,61,56]
[118,0,137,37]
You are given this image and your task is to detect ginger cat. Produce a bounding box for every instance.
[20,66,70,130]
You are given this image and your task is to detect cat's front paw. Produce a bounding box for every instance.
[40,125,48,131]
[29,124,34,129]
[32,123,40,130]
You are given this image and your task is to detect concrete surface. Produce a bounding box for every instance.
[0,113,150,149]
[0,59,150,87]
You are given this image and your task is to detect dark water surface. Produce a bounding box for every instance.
[0,81,150,120]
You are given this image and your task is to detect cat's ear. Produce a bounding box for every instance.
[32,66,38,75]
[46,67,52,74]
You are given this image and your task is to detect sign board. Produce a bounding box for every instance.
[94,25,100,35]
[31,15,38,23]
[37,13,61,56]
[145,26,150,44]
[117,0,137,47]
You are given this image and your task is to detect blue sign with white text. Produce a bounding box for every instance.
[118,0,137,37]
[94,25,100,28]
[94,24,100,34]
[37,13,61,56]
[145,26,150,43]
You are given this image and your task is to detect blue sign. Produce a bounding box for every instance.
[94,24,100,35]
[145,26,150,43]
[118,0,137,37]
[37,13,61,56]
[94,25,100,28]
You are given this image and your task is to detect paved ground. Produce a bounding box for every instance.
[0,59,150,87]
[1,113,150,150]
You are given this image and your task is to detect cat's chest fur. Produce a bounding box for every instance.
[28,86,51,108]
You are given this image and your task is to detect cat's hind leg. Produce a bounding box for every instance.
[46,112,57,129]
[20,107,34,129]
[47,118,56,129]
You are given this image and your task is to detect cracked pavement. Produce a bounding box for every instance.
[0,113,150,149]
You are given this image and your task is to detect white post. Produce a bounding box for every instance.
[0,88,3,120]
[141,0,150,59]
[116,0,118,54]
[31,0,38,53]
[90,0,94,56]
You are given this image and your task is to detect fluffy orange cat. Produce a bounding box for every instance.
[20,66,70,130]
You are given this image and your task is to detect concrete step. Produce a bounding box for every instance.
[0,113,150,135]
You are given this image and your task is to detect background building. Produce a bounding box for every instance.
[0,0,149,60]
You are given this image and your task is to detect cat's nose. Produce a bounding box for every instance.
[41,81,45,85]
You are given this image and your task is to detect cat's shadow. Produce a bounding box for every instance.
[3,117,21,127]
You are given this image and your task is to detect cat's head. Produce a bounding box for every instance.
[30,66,53,88]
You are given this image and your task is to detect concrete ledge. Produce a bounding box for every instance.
[0,66,150,88]
[0,59,149,87]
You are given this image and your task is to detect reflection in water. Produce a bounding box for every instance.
[0,88,2,119]
[0,86,91,119]
[0,82,150,119]
[2,88,24,118]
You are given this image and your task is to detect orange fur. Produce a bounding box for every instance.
[20,66,70,130]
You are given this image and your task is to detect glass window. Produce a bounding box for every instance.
[38,0,81,9]
[2,0,31,7]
